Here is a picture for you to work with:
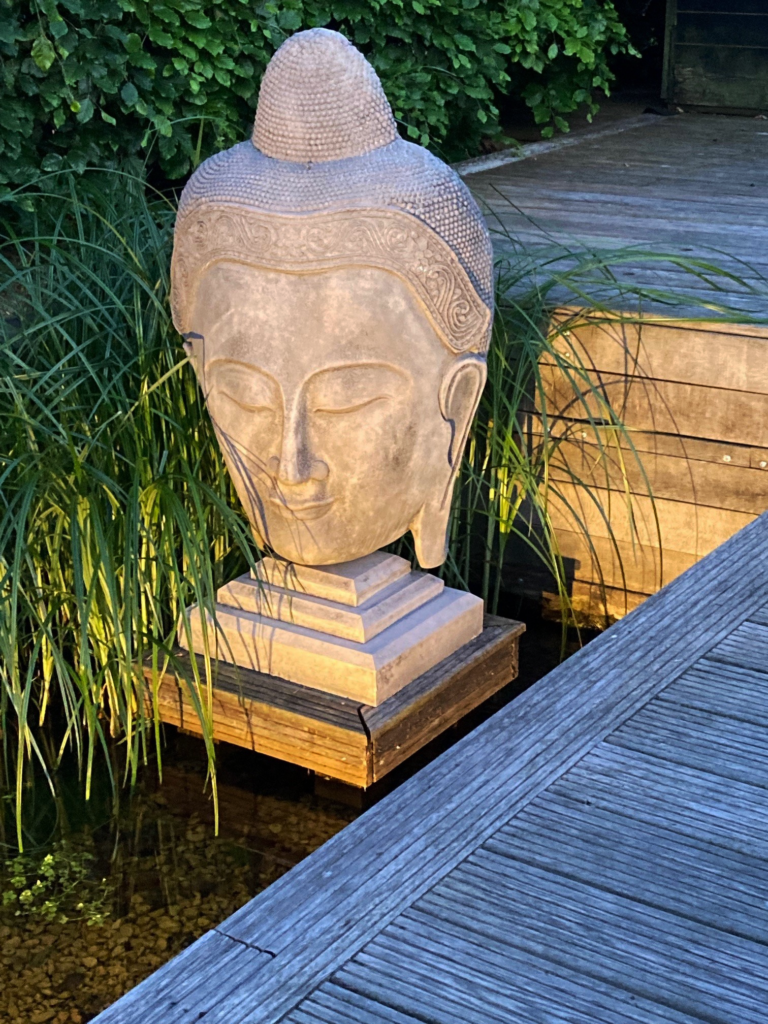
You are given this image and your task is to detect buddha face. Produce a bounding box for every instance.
[185,263,485,567]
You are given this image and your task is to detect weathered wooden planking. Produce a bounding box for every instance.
[285,984,423,1024]
[549,743,768,858]
[546,313,768,393]
[540,363,768,449]
[541,432,768,516]
[151,651,370,785]
[152,617,523,787]
[608,700,768,789]
[544,426,768,473]
[705,619,768,675]
[489,797,768,943]
[417,854,768,1021]
[548,483,754,557]
[470,113,768,318]
[316,941,691,1024]
[749,602,768,627]
[92,929,272,1024]
[659,660,768,728]
[325,923,707,1024]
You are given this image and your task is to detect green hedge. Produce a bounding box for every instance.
[0,1,633,190]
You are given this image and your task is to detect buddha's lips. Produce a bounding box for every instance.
[268,493,335,522]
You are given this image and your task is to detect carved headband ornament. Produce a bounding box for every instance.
[171,29,494,355]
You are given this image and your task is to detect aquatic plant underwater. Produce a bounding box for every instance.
[1,171,761,845]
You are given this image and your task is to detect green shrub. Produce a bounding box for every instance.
[1,0,634,190]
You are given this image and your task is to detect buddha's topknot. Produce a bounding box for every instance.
[252,29,398,163]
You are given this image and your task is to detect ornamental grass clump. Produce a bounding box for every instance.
[0,170,759,841]
[0,174,258,844]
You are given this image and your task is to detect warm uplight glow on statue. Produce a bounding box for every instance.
[171,28,493,569]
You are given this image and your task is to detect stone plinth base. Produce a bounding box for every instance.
[180,552,484,706]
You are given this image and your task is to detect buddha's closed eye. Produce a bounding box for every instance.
[208,362,279,414]
[308,363,409,415]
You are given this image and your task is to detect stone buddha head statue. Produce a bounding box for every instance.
[172,29,493,569]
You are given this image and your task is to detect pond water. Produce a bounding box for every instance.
[0,606,591,1023]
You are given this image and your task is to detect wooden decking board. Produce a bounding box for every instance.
[658,661,768,726]
[514,793,768,899]
[454,852,768,983]
[335,956,520,1024]
[703,620,768,673]
[549,744,768,857]
[286,984,423,1024]
[97,516,768,1023]
[416,880,768,1023]
[469,114,768,317]
[749,608,768,627]
[351,927,707,1024]
[606,701,768,787]
[93,930,272,1024]
[355,915,718,1024]
[488,804,768,943]
[336,950,587,1024]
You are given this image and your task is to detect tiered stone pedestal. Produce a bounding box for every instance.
[152,552,524,787]
[182,552,485,706]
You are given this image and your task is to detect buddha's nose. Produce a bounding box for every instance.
[271,402,329,486]
[268,452,329,486]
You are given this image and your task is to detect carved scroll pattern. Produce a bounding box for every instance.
[171,206,492,353]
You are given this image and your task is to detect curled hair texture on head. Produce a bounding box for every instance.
[252,28,398,163]
[172,29,494,354]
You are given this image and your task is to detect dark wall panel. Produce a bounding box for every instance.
[677,13,768,48]
[677,1,767,12]
[665,1,768,109]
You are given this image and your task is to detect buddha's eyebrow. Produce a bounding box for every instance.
[304,361,409,385]
[204,358,280,389]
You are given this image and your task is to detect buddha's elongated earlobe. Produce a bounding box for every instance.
[411,355,487,569]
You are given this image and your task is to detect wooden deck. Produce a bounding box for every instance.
[465,112,768,317]
[462,112,768,619]
[96,512,768,1023]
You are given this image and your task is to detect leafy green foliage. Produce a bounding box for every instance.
[0,0,634,189]
[2,842,113,924]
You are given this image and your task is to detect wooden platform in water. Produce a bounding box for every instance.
[97,513,768,1023]
[150,615,523,788]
